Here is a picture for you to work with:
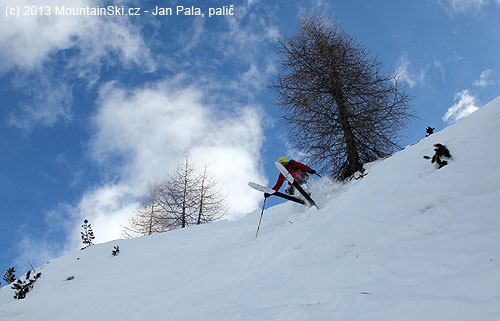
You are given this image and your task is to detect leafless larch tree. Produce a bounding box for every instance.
[270,15,414,179]
[195,165,227,225]
[159,155,201,229]
[122,182,165,238]
[122,155,227,238]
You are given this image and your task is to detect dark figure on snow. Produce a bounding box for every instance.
[424,143,452,168]
[426,126,435,137]
[266,157,316,197]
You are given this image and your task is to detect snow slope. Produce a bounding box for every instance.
[1,96,500,321]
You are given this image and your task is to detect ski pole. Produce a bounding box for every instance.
[255,196,267,238]
[315,173,322,178]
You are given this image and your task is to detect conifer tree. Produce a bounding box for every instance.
[81,219,96,249]
[11,270,41,300]
[3,267,16,284]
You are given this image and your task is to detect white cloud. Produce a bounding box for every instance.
[439,0,499,13]
[190,107,265,213]
[62,79,267,246]
[473,69,496,87]
[14,234,63,273]
[0,0,154,72]
[8,0,280,265]
[90,81,208,178]
[296,0,332,15]
[443,89,480,123]
[220,3,280,92]
[67,183,139,248]
[450,0,487,11]
[179,18,205,53]
[396,54,426,88]
[434,60,447,83]
[8,78,73,132]
[2,0,155,132]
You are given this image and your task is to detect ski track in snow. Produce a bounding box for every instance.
[1,96,500,320]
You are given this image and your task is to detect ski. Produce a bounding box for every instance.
[274,161,319,209]
[248,182,306,205]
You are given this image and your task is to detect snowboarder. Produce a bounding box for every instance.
[265,157,316,198]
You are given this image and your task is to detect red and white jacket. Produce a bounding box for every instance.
[272,160,314,191]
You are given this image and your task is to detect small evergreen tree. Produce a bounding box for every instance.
[81,219,96,250]
[3,267,16,284]
[11,270,42,300]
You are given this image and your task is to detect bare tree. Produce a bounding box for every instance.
[270,14,414,179]
[196,165,227,225]
[158,154,201,229]
[123,155,228,237]
[122,182,165,238]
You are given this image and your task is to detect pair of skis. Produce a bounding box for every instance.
[248,182,306,205]
[249,161,318,209]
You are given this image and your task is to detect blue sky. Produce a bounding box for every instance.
[1,0,499,278]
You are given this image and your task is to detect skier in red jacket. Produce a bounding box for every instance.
[266,157,316,197]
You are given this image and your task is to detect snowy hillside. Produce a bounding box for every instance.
[1,96,500,321]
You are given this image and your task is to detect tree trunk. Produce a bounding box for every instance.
[197,168,207,225]
[148,193,155,235]
[334,87,361,178]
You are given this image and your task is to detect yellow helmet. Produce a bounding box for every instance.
[278,157,288,163]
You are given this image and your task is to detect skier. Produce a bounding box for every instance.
[265,157,316,198]
[424,143,452,168]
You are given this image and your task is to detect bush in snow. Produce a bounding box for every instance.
[81,219,96,250]
[3,267,16,284]
[11,270,42,300]
[426,126,435,136]
[111,245,120,256]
